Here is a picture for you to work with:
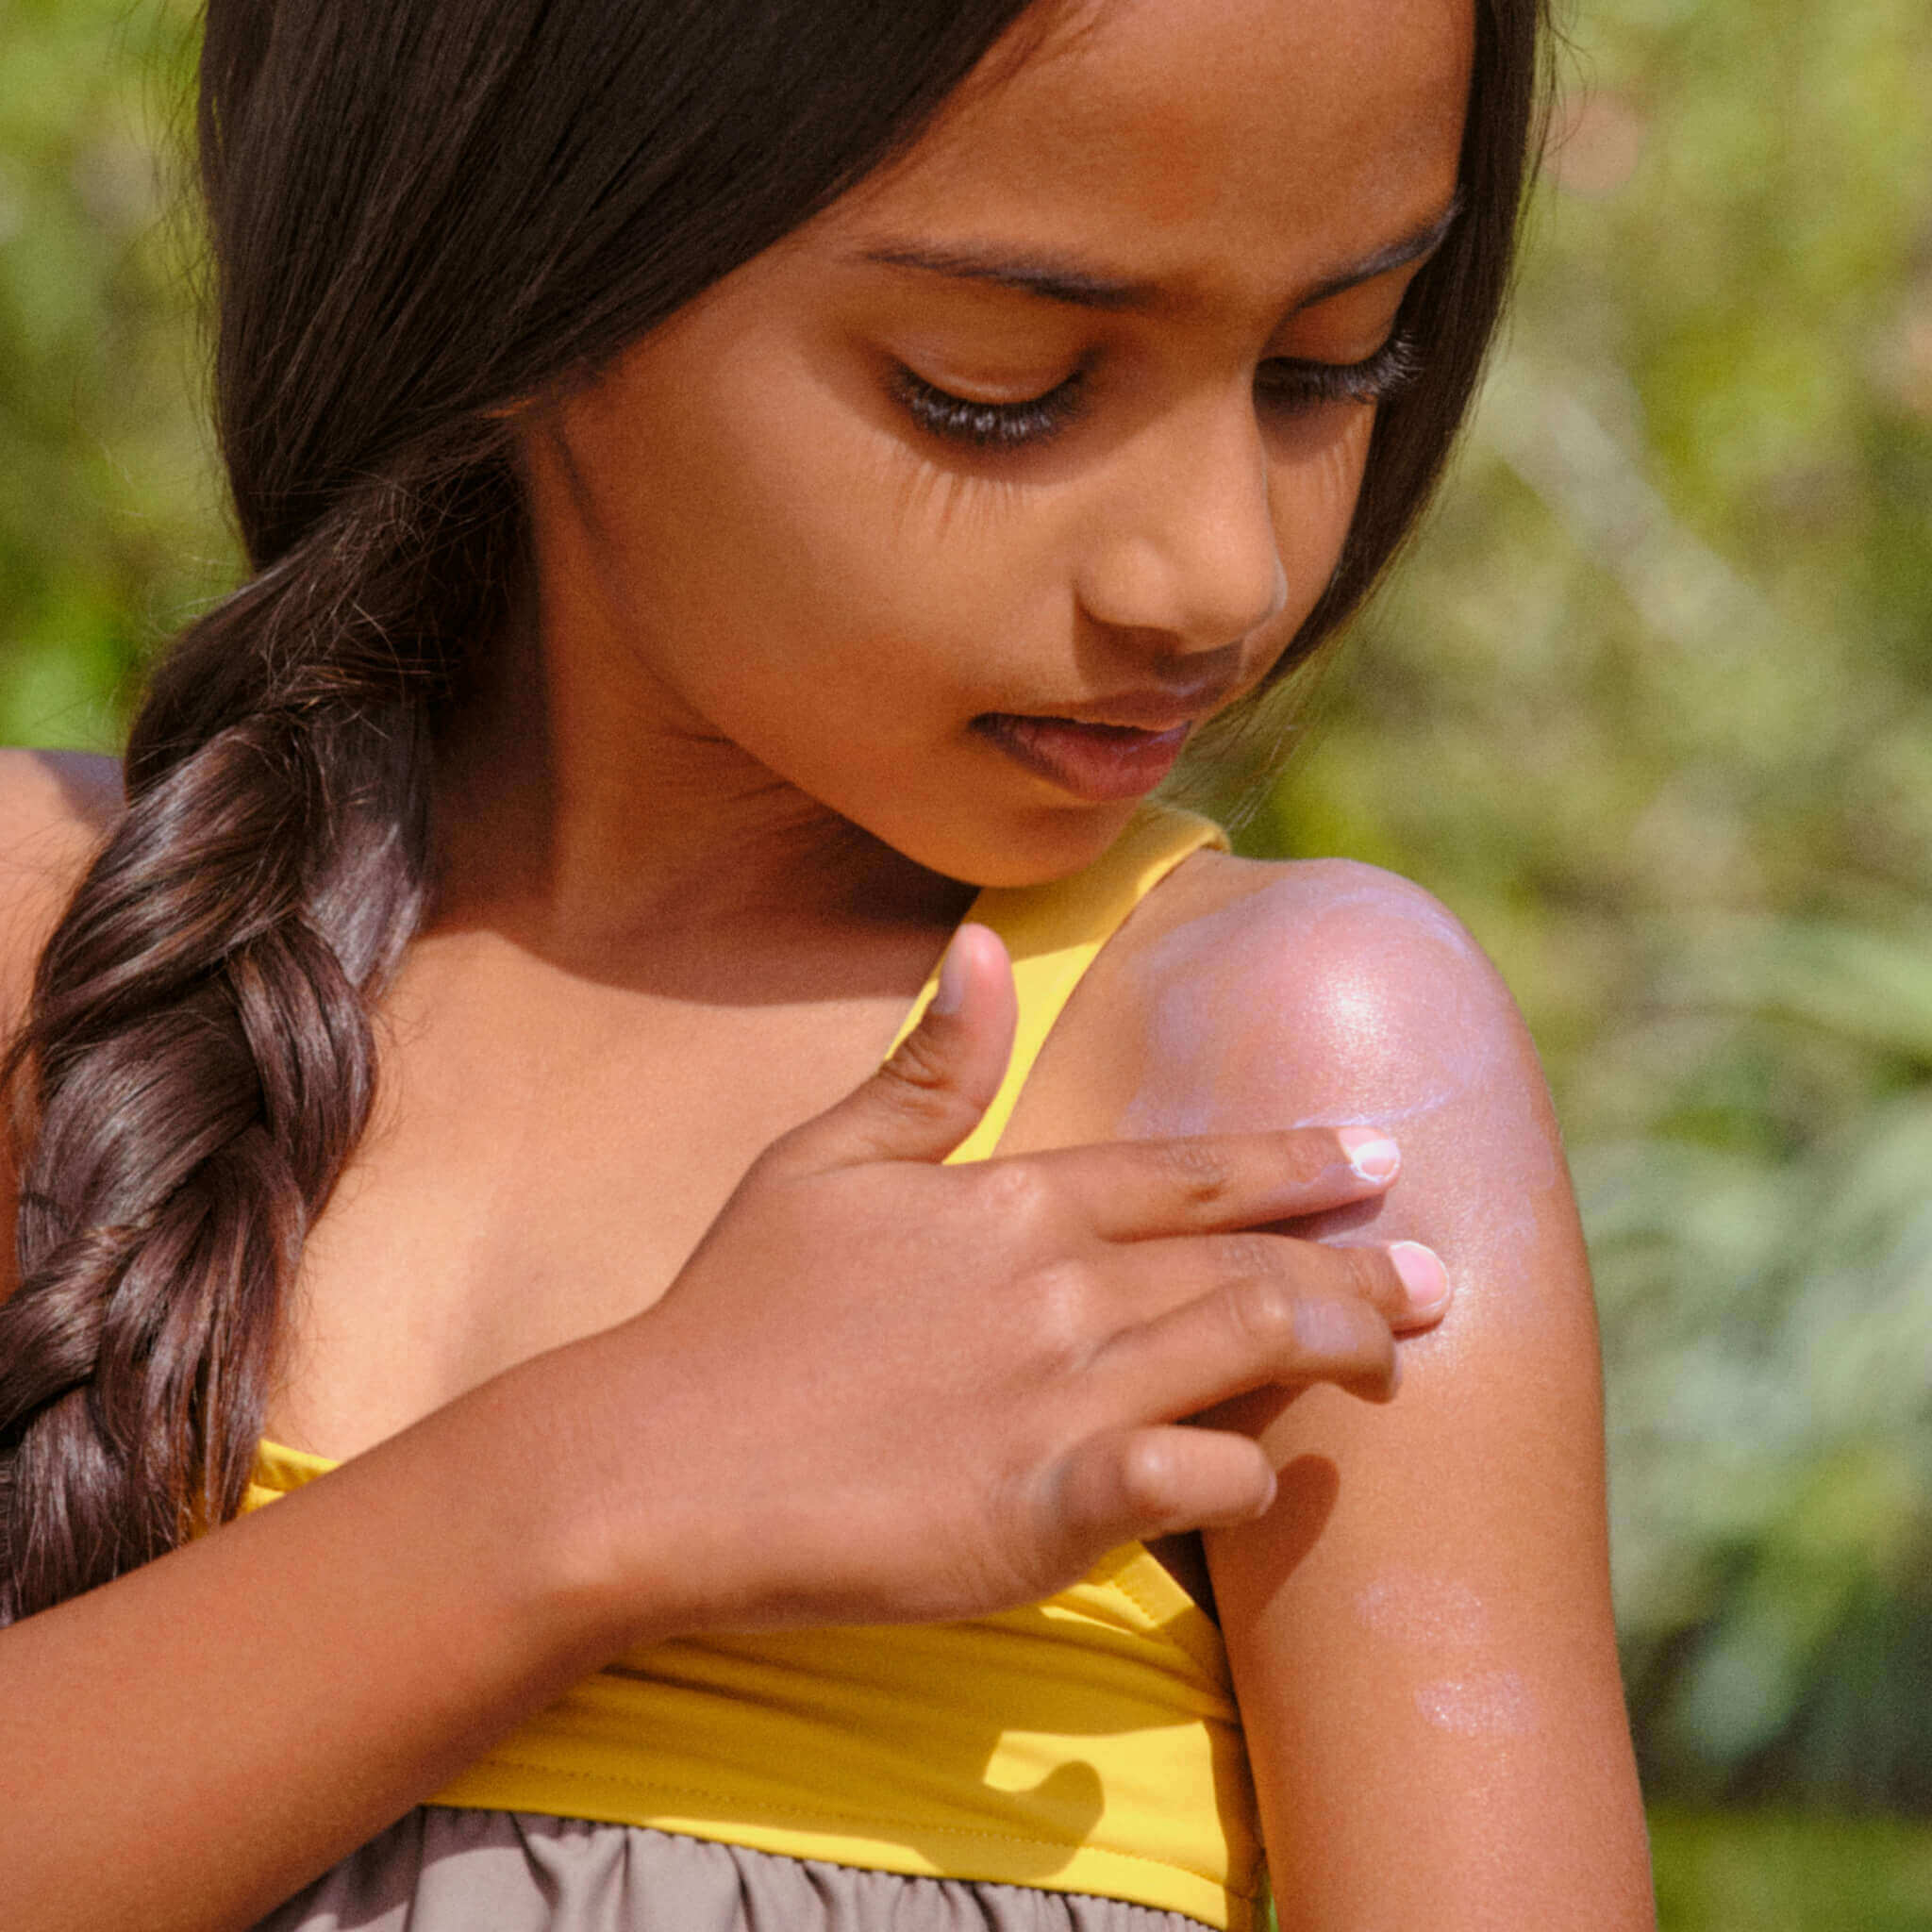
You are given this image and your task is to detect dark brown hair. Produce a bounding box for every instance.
[0,0,1547,1622]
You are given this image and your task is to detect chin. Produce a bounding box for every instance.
[907,798,1146,891]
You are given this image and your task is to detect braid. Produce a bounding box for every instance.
[0,0,1052,1623]
[0,460,511,1622]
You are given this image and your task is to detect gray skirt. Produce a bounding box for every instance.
[256,1810,1216,1932]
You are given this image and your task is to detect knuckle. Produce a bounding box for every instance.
[1215,1230,1279,1280]
[1119,1434,1182,1524]
[974,1157,1055,1229]
[1025,1258,1094,1369]
[1280,1127,1338,1178]
[1299,1296,1395,1382]
[871,1049,965,1136]
[1224,1272,1300,1350]
[879,1024,955,1098]
[1335,1241,1398,1307]
[1150,1136,1235,1209]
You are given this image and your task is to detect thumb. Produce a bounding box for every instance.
[794,922,1017,1169]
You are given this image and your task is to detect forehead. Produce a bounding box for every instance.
[831,0,1473,304]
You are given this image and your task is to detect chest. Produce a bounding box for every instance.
[261,842,1236,1462]
[268,950,933,1457]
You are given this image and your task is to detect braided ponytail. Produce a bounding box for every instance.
[0,0,1076,1619]
[0,457,512,1619]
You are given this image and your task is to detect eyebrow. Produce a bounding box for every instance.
[855,196,1464,315]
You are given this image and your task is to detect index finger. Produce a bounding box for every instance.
[1021,1126,1400,1242]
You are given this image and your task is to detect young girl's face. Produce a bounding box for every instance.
[523,0,1472,887]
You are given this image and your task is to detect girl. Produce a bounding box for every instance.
[0,0,1653,1926]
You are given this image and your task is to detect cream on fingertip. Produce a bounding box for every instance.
[1338,1126,1401,1183]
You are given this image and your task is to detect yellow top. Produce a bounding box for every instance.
[244,802,1258,1930]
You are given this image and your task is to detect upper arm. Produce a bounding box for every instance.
[1131,859,1652,1929]
[0,749,122,1301]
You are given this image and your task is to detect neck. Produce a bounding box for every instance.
[429,612,968,982]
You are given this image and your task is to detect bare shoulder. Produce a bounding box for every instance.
[1022,842,1584,1328]
[1068,848,1564,1229]
[0,749,122,1021]
[1116,849,1541,1129]
[1119,860,1650,1923]
[1115,844,1599,1355]
[0,752,123,1291]
[0,747,122,869]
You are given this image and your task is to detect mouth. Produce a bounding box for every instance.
[972,712,1193,802]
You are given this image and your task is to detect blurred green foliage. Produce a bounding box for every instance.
[0,0,228,750]
[1651,1810,1932,1931]
[6,0,1932,1908]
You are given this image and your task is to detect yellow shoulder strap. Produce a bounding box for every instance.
[888,802,1228,1165]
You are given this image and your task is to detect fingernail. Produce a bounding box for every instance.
[1338,1127,1401,1182]
[1390,1241,1449,1313]
[930,932,970,1016]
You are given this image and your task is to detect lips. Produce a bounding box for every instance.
[973,712,1193,802]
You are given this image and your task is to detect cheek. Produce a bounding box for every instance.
[609,350,1063,706]
[1272,410,1376,598]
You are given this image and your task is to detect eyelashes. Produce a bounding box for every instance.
[1257,332,1424,415]
[891,367,1088,449]
[892,332,1424,453]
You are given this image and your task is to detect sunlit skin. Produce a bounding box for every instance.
[459,0,1463,901]
[264,0,1479,1432]
[0,0,1653,1924]
[1010,855,1651,1923]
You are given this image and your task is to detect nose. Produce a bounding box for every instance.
[1074,389,1289,653]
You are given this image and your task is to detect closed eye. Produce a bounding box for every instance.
[891,366,1087,450]
[1256,333,1423,417]
[893,330,1422,453]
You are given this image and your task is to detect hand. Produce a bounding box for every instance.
[563,923,1451,1637]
